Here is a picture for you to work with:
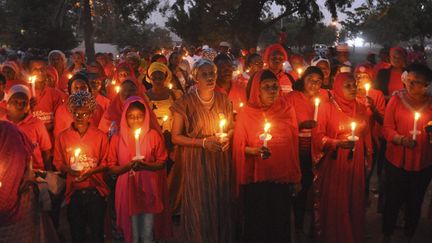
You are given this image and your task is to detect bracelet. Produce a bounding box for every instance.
[202,138,207,148]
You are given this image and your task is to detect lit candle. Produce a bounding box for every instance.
[365,83,371,97]
[239,102,244,108]
[28,76,36,96]
[168,83,173,90]
[161,115,169,128]
[263,122,271,147]
[68,74,73,80]
[72,148,83,171]
[314,98,320,121]
[74,148,81,162]
[219,118,227,135]
[297,68,303,76]
[115,85,120,93]
[134,128,142,158]
[351,122,357,140]
[111,79,116,85]
[413,112,421,140]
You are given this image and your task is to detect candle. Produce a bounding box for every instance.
[168,83,173,90]
[263,122,271,147]
[28,76,36,96]
[111,79,116,85]
[297,68,303,76]
[239,102,244,108]
[351,122,356,140]
[74,148,81,162]
[219,118,227,135]
[314,98,320,121]
[413,112,421,140]
[115,85,120,93]
[68,74,73,80]
[134,128,142,158]
[161,115,169,128]
[365,83,371,97]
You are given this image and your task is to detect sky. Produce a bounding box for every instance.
[147,0,366,27]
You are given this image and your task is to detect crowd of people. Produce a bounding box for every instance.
[0,41,431,243]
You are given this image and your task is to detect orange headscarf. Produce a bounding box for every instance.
[263,43,288,64]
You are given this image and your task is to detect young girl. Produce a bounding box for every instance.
[108,96,171,243]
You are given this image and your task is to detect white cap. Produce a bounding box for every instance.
[219,41,231,48]
[7,84,31,101]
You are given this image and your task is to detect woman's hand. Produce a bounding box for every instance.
[245,146,270,157]
[336,139,355,150]
[29,97,38,110]
[299,120,317,130]
[401,137,416,148]
[67,166,82,177]
[74,169,93,182]
[203,136,222,152]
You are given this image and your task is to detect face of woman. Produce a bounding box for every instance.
[170,53,181,67]
[72,53,83,66]
[342,77,357,100]
[259,78,279,106]
[355,72,371,93]
[390,50,406,69]
[316,61,330,79]
[72,106,93,127]
[196,64,217,92]
[2,67,16,80]
[7,93,30,120]
[249,56,264,73]
[120,82,138,102]
[118,67,130,81]
[216,60,234,83]
[405,72,429,98]
[304,73,322,97]
[268,51,284,72]
[51,53,64,68]
[150,71,167,87]
[90,78,103,93]
[71,80,89,94]
[126,107,145,130]
[290,57,303,70]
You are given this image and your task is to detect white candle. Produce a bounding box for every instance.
[365,83,371,97]
[111,79,117,85]
[168,83,173,90]
[219,119,226,135]
[314,98,320,121]
[68,74,73,80]
[239,102,244,108]
[115,86,120,93]
[74,148,81,163]
[28,76,36,97]
[134,128,141,158]
[351,122,357,140]
[413,112,420,140]
[263,122,271,147]
[297,68,303,76]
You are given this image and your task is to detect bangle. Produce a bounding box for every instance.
[202,138,207,148]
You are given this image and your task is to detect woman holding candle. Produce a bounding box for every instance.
[288,54,305,81]
[107,96,172,243]
[58,51,87,93]
[264,43,296,94]
[53,91,110,243]
[168,58,234,243]
[311,57,333,89]
[168,51,191,94]
[285,66,330,235]
[312,72,373,243]
[381,64,432,243]
[233,69,301,242]
[234,53,264,87]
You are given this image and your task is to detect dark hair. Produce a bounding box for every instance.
[213,54,233,65]
[68,72,92,95]
[127,101,146,113]
[0,74,5,84]
[246,70,277,100]
[24,55,47,72]
[245,53,261,68]
[292,66,324,91]
[406,64,432,83]
[151,54,167,64]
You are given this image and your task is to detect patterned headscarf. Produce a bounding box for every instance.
[67,90,97,113]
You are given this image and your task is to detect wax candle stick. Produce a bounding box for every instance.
[263,122,271,147]
[28,76,36,97]
[219,118,226,135]
[413,112,420,140]
[351,122,356,140]
[314,98,320,121]
[134,128,142,158]
[297,68,303,76]
[365,83,371,97]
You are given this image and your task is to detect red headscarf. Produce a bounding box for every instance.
[46,65,59,87]
[114,62,138,84]
[390,46,407,57]
[332,72,357,116]
[263,43,288,64]
[0,121,33,225]
[354,64,374,79]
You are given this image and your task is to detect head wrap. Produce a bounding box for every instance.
[67,90,97,113]
[48,50,67,66]
[1,61,20,75]
[147,62,172,84]
[46,65,59,86]
[191,58,216,80]
[7,84,30,101]
[202,48,217,61]
[311,57,330,67]
[332,72,357,116]
[263,43,288,64]
[354,64,374,79]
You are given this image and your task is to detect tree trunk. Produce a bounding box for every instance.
[83,0,95,63]
[231,0,265,49]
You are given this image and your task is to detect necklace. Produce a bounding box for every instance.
[195,88,214,104]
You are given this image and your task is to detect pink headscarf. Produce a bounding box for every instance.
[263,43,288,64]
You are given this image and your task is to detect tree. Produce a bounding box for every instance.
[165,0,353,48]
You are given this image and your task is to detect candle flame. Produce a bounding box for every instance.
[68,74,73,79]
[111,79,116,85]
[168,83,173,89]
[351,122,357,131]
[239,102,244,108]
[264,122,271,133]
[134,128,141,139]
[415,112,421,121]
[219,119,227,130]
[314,97,320,106]
[163,115,169,122]
[74,148,81,158]
[297,68,303,75]
[115,86,120,93]
[28,75,36,83]
[365,83,371,91]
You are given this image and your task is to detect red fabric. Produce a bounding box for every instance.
[107,96,172,242]
[288,70,299,81]
[108,62,146,100]
[32,87,64,126]
[263,43,288,64]
[311,76,373,243]
[373,61,391,79]
[1,114,52,170]
[383,92,432,171]
[5,79,27,92]
[57,71,72,94]
[277,71,293,94]
[53,126,110,203]
[54,103,104,137]
[388,68,404,95]
[104,62,115,79]
[233,71,301,195]
[96,94,110,112]
[354,64,374,79]
[98,95,123,133]
[0,121,33,225]
[215,80,247,113]
[46,65,59,88]
[332,73,357,116]
[284,89,330,124]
